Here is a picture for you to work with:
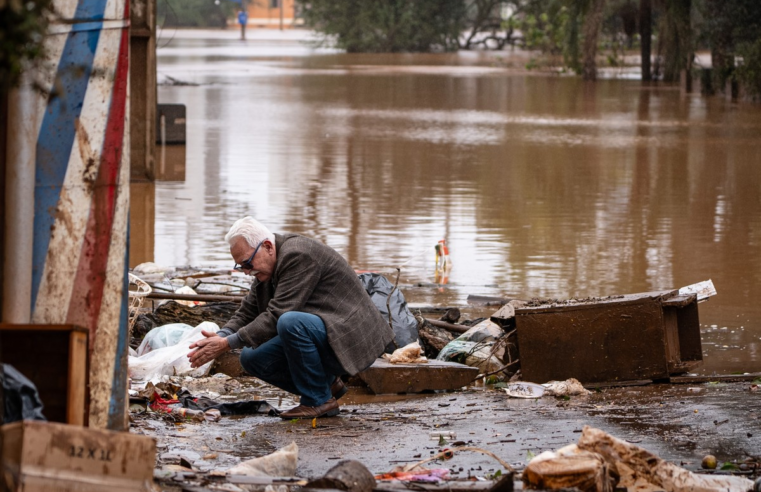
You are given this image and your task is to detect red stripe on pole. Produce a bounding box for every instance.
[66,23,130,353]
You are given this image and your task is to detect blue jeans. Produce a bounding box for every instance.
[239,312,346,407]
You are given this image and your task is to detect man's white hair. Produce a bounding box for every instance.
[225,217,275,248]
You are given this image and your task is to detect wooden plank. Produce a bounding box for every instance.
[358,359,478,394]
[67,331,88,426]
[0,324,88,333]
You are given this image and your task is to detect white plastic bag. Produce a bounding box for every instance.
[136,323,195,356]
[128,321,220,381]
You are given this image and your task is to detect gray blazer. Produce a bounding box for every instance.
[218,233,395,375]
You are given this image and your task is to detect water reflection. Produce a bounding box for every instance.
[142,30,761,374]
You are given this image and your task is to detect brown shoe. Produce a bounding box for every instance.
[331,377,348,400]
[280,398,340,419]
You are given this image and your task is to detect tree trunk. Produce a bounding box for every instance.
[661,0,692,82]
[639,0,652,80]
[582,0,606,80]
[707,0,732,93]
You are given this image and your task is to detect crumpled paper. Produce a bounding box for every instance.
[382,341,428,364]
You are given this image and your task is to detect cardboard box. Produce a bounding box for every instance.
[1,420,156,491]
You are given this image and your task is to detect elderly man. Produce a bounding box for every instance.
[188,217,394,418]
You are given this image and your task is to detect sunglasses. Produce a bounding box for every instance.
[233,240,263,272]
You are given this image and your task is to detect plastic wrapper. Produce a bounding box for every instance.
[128,321,220,381]
[136,322,195,356]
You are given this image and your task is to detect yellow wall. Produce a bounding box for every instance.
[243,0,300,28]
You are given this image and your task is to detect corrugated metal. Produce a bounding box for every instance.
[25,0,130,429]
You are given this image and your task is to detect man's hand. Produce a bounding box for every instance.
[188,330,230,368]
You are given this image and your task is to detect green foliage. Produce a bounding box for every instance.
[158,0,236,28]
[296,0,466,52]
[0,0,54,92]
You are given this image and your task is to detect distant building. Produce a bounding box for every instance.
[239,0,301,28]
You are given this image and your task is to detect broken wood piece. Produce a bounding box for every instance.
[147,292,246,302]
[358,358,478,394]
[424,319,470,334]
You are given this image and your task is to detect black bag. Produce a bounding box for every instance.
[3,364,46,423]
[358,273,419,352]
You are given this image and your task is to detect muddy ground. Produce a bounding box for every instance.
[133,376,761,490]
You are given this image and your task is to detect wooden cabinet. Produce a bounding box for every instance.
[0,324,88,425]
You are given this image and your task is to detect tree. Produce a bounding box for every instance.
[702,0,761,97]
[656,0,692,82]
[158,0,236,28]
[0,0,54,94]
[297,0,466,52]
[581,0,606,79]
[639,0,652,80]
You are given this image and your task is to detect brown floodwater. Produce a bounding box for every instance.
[131,29,761,376]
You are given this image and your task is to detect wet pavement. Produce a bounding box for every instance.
[134,376,761,487]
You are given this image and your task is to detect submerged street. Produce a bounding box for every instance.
[127,28,761,491]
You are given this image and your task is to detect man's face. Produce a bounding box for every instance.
[231,236,276,282]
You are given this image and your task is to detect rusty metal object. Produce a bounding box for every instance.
[515,290,703,384]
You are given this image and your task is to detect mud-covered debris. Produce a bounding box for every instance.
[523,444,610,492]
[225,442,299,478]
[543,378,591,397]
[578,426,754,491]
[306,460,376,492]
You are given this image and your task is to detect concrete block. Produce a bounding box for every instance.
[358,358,478,394]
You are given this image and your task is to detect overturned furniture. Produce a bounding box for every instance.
[514,290,703,384]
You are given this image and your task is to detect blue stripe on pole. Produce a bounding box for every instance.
[31,0,108,312]
[108,217,130,430]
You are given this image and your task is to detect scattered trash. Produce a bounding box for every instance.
[225,442,298,477]
[429,431,457,440]
[382,341,428,364]
[436,319,507,375]
[504,382,545,399]
[435,239,452,272]
[678,279,717,302]
[523,444,609,492]
[376,467,450,483]
[132,262,170,275]
[577,426,754,492]
[542,378,591,397]
[169,407,206,422]
[128,322,220,381]
[701,454,717,470]
[136,323,195,356]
